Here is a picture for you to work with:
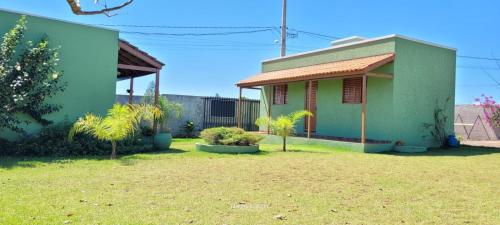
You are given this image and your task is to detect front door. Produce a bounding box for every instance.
[304,81,318,132]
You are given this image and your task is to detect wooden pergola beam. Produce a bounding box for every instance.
[267,86,272,134]
[153,69,160,134]
[361,74,367,144]
[307,80,313,139]
[237,87,242,128]
[118,64,158,73]
[119,42,164,68]
[128,76,134,104]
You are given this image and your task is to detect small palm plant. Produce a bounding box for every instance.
[256,110,312,152]
[68,103,162,159]
[156,96,183,133]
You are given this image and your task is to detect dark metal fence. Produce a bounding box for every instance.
[202,97,260,131]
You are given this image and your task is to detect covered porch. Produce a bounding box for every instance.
[236,53,395,150]
[117,39,164,132]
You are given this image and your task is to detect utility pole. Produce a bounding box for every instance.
[280,0,287,57]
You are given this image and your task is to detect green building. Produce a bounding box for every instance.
[0,9,163,140]
[237,35,456,152]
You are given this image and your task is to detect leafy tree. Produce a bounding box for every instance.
[475,95,500,128]
[256,110,312,152]
[0,16,66,133]
[68,104,161,159]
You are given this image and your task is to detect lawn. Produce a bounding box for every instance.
[1,138,499,225]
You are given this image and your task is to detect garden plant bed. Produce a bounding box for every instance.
[195,143,259,153]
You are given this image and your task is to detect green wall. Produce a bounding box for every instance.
[392,38,456,147]
[262,39,395,72]
[259,36,456,147]
[0,10,119,140]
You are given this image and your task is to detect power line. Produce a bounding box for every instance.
[457,65,500,70]
[458,55,500,61]
[95,24,276,29]
[95,23,340,41]
[120,28,274,36]
[104,23,500,62]
[480,67,500,86]
[288,28,341,40]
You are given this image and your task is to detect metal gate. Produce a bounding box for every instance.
[202,97,260,131]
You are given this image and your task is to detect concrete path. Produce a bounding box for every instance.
[462,141,500,148]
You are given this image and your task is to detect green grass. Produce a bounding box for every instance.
[1,138,499,224]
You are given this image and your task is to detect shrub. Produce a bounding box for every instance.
[141,125,154,137]
[0,16,66,134]
[200,127,262,146]
[181,120,196,138]
[68,103,161,159]
[0,122,155,157]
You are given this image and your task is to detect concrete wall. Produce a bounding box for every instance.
[116,94,205,136]
[454,105,500,140]
[259,36,456,147]
[0,10,119,140]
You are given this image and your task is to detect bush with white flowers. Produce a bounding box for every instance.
[0,16,66,133]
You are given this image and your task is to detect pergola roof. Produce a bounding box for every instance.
[118,39,164,79]
[237,53,395,87]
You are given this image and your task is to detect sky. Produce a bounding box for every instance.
[1,0,499,104]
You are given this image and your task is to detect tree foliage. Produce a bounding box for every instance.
[0,16,66,133]
[68,104,162,159]
[475,95,500,128]
[256,110,312,152]
[143,81,183,133]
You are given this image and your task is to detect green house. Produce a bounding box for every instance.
[0,9,164,140]
[237,35,456,152]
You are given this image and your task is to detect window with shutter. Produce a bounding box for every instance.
[273,84,288,105]
[342,78,362,104]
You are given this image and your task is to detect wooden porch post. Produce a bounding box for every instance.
[128,76,134,104]
[153,69,160,134]
[267,85,272,134]
[237,87,242,128]
[307,80,313,139]
[361,74,367,144]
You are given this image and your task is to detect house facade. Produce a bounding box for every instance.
[0,9,163,140]
[237,35,456,149]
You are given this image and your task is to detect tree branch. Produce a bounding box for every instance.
[66,0,134,16]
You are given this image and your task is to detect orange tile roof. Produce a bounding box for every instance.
[237,53,395,87]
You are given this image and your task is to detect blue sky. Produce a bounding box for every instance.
[1,0,499,103]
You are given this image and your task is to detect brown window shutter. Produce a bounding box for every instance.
[342,78,362,104]
[273,84,288,105]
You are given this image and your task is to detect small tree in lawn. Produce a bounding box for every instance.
[256,110,312,152]
[68,104,161,159]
